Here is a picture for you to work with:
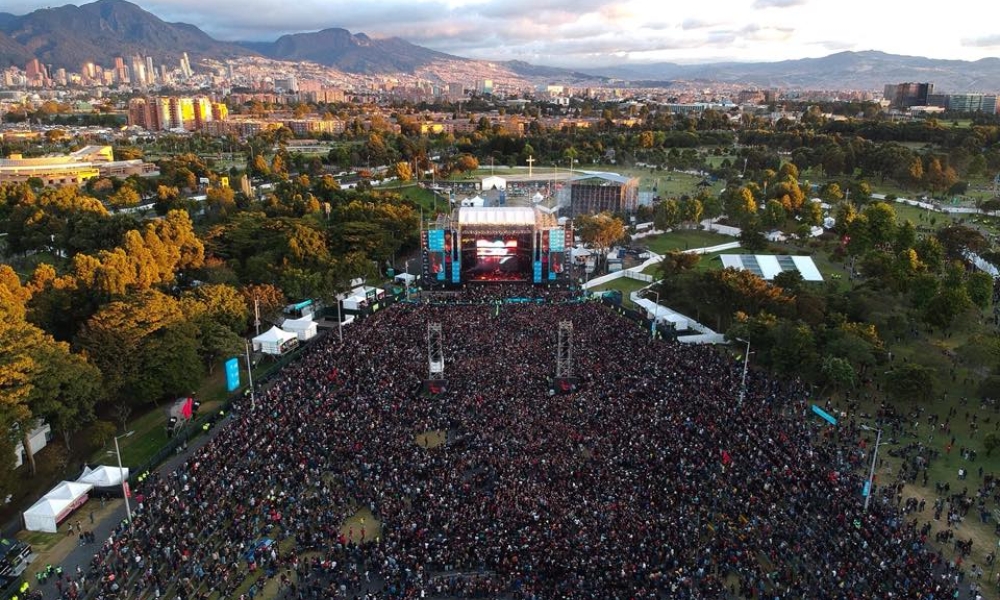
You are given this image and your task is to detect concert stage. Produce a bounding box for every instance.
[422,207,570,286]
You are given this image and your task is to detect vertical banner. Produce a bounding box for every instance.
[428,229,446,281]
[450,230,461,284]
[533,261,543,283]
[225,357,241,392]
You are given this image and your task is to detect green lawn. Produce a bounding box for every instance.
[641,230,734,254]
[590,276,651,309]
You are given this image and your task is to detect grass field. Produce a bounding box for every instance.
[590,276,651,308]
[641,230,733,254]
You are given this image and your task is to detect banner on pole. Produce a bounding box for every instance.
[811,404,838,426]
[225,357,241,392]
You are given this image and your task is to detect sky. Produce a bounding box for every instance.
[6,0,1000,68]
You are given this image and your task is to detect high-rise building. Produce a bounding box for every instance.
[146,56,156,85]
[114,56,129,84]
[883,82,933,109]
[179,53,192,79]
[947,93,998,114]
[25,59,45,83]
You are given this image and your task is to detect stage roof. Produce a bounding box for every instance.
[719,254,824,282]
[458,207,537,227]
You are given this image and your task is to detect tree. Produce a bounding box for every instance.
[184,283,250,334]
[393,161,413,185]
[738,219,768,252]
[575,213,626,258]
[658,250,700,278]
[762,199,786,228]
[885,363,936,403]
[653,199,680,231]
[76,290,201,425]
[821,356,856,393]
[923,286,971,329]
[966,271,993,308]
[679,197,703,228]
[985,432,1000,457]
[108,186,141,209]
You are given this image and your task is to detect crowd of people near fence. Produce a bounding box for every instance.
[63,294,969,600]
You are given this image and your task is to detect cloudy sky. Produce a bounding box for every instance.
[6,0,1000,67]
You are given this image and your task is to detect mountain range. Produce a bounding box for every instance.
[1,0,1000,91]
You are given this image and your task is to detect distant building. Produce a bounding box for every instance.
[568,172,639,217]
[0,146,158,187]
[128,96,228,131]
[883,82,933,109]
[948,93,998,114]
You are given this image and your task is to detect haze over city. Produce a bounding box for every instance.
[4,0,1000,68]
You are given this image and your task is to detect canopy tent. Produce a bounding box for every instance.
[394,273,416,286]
[282,315,318,342]
[23,480,93,532]
[460,195,485,208]
[342,286,385,311]
[481,175,507,191]
[77,465,129,494]
[252,326,298,355]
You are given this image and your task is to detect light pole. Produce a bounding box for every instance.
[405,259,414,300]
[244,338,256,411]
[650,290,660,339]
[113,430,135,529]
[736,337,751,405]
[336,293,343,342]
[861,424,884,513]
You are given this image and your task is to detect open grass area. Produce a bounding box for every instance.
[416,430,447,449]
[641,230,734,254]
[590,276,651,308]
[340,507,381,544]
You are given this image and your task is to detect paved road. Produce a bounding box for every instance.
[29,415,234,599]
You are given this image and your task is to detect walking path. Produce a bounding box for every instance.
[23,417,232,597]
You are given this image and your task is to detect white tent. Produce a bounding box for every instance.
[394,273,416,286]
[343,286,385,311]
[283,315,318,342]
[460,195,486,208]
[23,480,93,533]
[481,175,507,191]
[252,326,298,355]
[77,465,129,489]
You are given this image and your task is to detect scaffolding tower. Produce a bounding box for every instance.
[427,322,444,380]
[556,321,573,379]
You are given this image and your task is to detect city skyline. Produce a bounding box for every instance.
[3,0,999,69]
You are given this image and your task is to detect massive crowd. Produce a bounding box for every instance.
[74,291,963,599]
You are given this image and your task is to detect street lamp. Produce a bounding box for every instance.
[735,337,751,405]
[113,430,135,529]
[860,424,886,513]
[650,290,660,339]
[405,259,414,300]
[244,338,256,411]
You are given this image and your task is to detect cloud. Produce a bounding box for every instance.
[962,34,1000,48]
[752,0,806,7]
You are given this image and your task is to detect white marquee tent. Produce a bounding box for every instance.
[23,480,93,532]
[77,465,129,489]
[282,315,318,342]
[252,326,298,355]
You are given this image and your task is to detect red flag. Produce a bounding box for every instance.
[181,397,193,419]
[124,482,131,498]
[721,450,732,466]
